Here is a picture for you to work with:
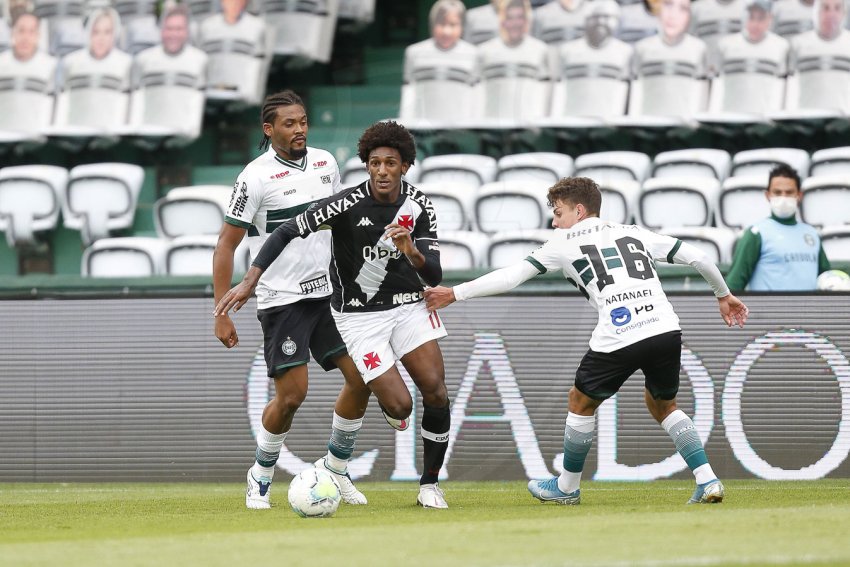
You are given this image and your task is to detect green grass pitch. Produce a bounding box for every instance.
[2,480,849,567]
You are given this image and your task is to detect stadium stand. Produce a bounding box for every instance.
[716,175,772,230]
[0,164,67,248]
[437,229,491,269]
[487,228,553,268]
[819,225,850,261]
[2,0,850,278]
[800,175,850,228]
[637,176,721,229]
[474,179,552,233]
[153,184,231,238]
[660,225,739,264]
[81,235,167,276]
[62,162,145,246]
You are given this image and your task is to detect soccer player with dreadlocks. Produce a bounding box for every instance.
[213,90,382,510]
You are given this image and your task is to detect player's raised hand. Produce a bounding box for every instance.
[215,314,239,348]
[718,293,749,328]
[425,286,456,311]
[383,222,415,255]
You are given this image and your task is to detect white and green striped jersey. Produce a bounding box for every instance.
[527,218,682,352]
[224,146,341,309]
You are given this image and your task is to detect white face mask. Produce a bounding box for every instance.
[769,195,798,219]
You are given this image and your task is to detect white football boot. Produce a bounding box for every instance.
[417,483,448,509]
[246,468,272,509]
[314,458,368,505]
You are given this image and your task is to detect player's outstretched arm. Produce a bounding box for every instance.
[718,293,749,328]
[214,266,263,316]
[425,261,539,311]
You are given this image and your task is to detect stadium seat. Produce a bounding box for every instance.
[496,152,574,184]
[474,180,551,234]
[773,0,814,38]
[819,225,850,261]
[153,185,232,239]
[463,2,500,45]
[660,226,738,264]
[417,154,498,189]
[33,0,86,56]
[690,0,743,65]
[198,11,270,106]
[164,233,214,276]
[0,19,9,53]
[417,182,476,232]
[0,165,67,248]
[487,229,553,269]
[438,230,491,270]
[651,149,732,180]
[0,57,56,137]
[81,236,168,277]
[574,151,652,183]
[637,177,721,230]
[546,49,632,122]
[186,0,220,19]
[260,0,338,63]
[716,175,771,230]
[615,0,658,44]
[341,157,368,187]
[800,175,850,228]
[62,163,145,245]
[338,0,376,24]
[114,0,160,54]
[598,179,641,225]
[810,147,850,176]
[730,148,811,179]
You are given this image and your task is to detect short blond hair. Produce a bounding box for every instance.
[429,0,466,31]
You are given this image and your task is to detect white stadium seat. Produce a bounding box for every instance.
[62,163,145,245]
[438,230,491,270]
[730,148,811,179]
[338,0,376,24]
[261,0,338,63]
[0,165,67,248]
[661,226,739,265]
[800,175,850,228]
[716,176,771,230]
[417,182,476,232]
[810,147,850,177]
[598,179,641,225]
[487,229,553,269]
[637,177,720,230]
[651,148,732,180]
[819,225,850,262]
[496,152,574,184]
[81,236,168,277]
[164,234,219,276]
[418,154,498,189]
[154,185,232,238]
[574,151,652,183]
[474,180,551,234]
[341,156,368,187]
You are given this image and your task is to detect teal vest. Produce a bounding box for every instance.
[748,218,821,291]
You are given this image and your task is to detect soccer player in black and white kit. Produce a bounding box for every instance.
[213,91,374,510]
[216,121,453,509]
[426,177,750,506]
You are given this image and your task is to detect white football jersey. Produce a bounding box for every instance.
[527,217,681,352]
[225,146,341,309]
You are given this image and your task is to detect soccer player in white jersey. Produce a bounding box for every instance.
[216,121,453,509]
[213,90,375,510]
[426,177,749,505]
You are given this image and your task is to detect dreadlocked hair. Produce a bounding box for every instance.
[258,90,305,151]
[357,121,417,165]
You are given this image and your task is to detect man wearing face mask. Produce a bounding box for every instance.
[726,164,831,291]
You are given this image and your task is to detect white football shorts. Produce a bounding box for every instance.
[331,301,448,382]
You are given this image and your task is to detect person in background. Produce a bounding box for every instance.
[726,164,831,291]
[464,0,500,44]
[400,0,477,124]
[532,0,590,44]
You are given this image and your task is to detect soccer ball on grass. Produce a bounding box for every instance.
[816,270,850,291]
[287,467,341,518]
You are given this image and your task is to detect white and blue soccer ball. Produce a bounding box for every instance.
[287,467,341,518]
[816,269,850,291]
